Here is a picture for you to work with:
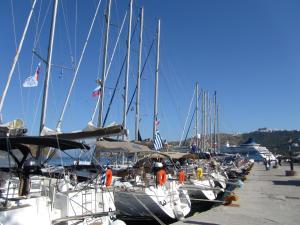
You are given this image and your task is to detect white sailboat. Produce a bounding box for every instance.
[0,136,125,225]
[94,140,191,222]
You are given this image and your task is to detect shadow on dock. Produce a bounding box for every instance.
[180,221,219,225]
[272,180,300,186]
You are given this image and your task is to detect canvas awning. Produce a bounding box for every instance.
[0,136,89,169]
[95,140,154,154]
[149,152,194,159]
[0,136,89,151]
[43,125,124,140]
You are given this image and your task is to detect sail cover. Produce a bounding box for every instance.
[43,125,124,140]
[95,140,153,154]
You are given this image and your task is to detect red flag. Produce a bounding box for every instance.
[92,86,101,97]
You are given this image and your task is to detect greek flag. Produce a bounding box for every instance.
[23,62,41,87]
[154,130,163,150]
[101,167,107,185]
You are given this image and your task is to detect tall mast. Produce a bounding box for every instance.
[98,0,112,127]
[153,19,160,141]
[39,0,59,135]
[135,7,144,141]
[201,89,204,150]
[209,95,212,149]
[195,82,199,146]
[206,91,208,149]
[213,91,217,152]
[217,103,220,151]
[0,0,37,118]
[123,0,133,139]
[204,90,206,150]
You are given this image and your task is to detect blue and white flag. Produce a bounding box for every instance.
[101,167,107,185]
[154,130,163,151]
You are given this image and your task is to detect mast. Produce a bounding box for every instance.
[203,90,206,150]
[195,82,199,146]
[0,0,37,118]
[209,95,212,150]
[201,89,204,150]
[213,91,217,152]
[98,0,112,127]
[217,103,220,151]
[123,0,133,139]
[39,0,59,135]
[135,7,144,141]
[153,19,160,141]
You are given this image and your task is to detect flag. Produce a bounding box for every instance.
[23,62,41,87]
[155,119,160,126]
[101,166,107,185]
[92,86,101,97]
[154,130,163,150]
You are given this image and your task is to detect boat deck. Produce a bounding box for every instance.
[172,162,300,225]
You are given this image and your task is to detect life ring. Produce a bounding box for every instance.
[106,168,113,187]
[178,171,185,184]
[196,168,203,180]
[156,169,167,186]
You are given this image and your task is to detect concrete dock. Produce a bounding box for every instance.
[173,163,300,225]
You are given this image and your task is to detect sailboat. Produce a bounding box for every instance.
[92,140,191,222]
[0,136,126,225]
[0,0,127,224]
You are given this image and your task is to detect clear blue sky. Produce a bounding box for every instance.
[0,0,299,141]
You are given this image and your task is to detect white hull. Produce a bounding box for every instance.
[114,181,190,221]
[187,179,217,201]
[210,172,227,189]
[0,177,125,225]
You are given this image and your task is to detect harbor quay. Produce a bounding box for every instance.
[172,162,300,225]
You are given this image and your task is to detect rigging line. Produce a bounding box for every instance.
[160,41,188,114]
[56,0,103,131]
[24,0,44,131]
[0,0,37,118]
[33,0,52,49]
[90,91,101,124]
[104,10,127,81]
[126,38,155,115]
[102,16,140,127]
[30,84,44,135]
[74,0,78,65]
[27,0,43,119]
[61,0,74,65]
[49,134,66,177]
[159,63,181,122]
[183,107,196,146]
[30,0,43,75]
[10,0,25,119]
[179,88,196,146]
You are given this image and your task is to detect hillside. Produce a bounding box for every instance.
[170,130,300,156]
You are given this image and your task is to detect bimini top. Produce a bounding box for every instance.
[43,124,124,140]
[0,136,89,169]
[240,138,260,146]
[95,140,153,154]
[0,136,90,151]
[149,152,194,160]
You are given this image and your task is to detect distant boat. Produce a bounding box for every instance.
[219,138,276,161]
